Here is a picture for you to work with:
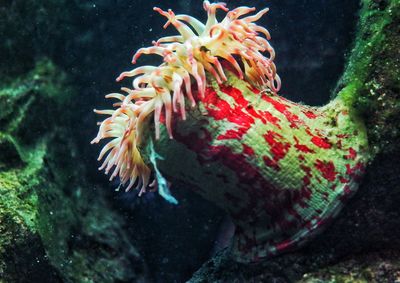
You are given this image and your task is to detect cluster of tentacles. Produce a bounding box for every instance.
[91,1,280,194]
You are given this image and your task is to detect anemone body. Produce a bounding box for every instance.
[153,71,369,262]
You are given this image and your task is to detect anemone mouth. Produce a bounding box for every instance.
[92,1,280,197]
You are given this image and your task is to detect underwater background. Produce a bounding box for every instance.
[1,0,400,282]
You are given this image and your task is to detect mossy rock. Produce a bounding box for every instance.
[300,251,400,283]
[0,60,147,282]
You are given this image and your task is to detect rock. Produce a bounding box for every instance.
[300,250,400,283]
[0,60,147,282]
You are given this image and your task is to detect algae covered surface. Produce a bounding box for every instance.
[337,0,400,155]
[0,61,147,282]
[299,251,400,283]
[0,60,66,281]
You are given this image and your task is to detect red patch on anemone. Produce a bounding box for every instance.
[315,159,337,182]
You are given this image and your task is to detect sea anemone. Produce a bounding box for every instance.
[91,1,280,196]
[92,1,370,262]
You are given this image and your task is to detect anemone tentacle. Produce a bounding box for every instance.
[92,1,279,198]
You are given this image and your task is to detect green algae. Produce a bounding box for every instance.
[300,251,400,283]
[337,0,400,154]
[0,60,60,237]
[0,60,146,282]
[0,61,62,280]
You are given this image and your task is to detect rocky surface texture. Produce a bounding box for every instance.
[299,251,400,283]
[0,60,147,282]
[0,0,398,282]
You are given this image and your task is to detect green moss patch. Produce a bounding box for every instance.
[337,0,400,154]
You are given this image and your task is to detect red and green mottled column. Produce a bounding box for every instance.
[147,67,370,262]
[146,0,400,262]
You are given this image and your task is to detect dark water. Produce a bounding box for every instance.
[1,1,360,281]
